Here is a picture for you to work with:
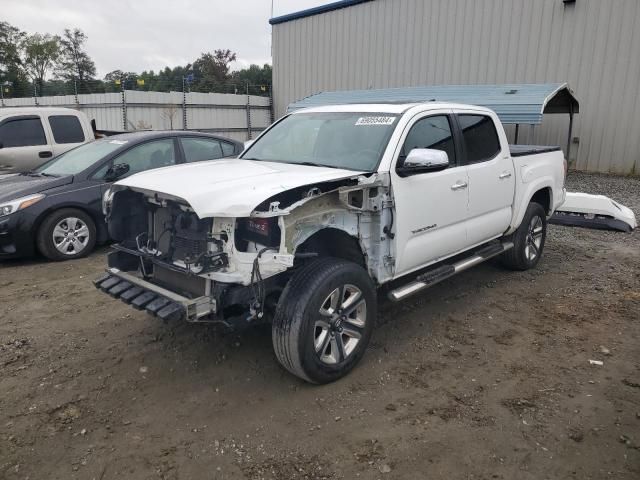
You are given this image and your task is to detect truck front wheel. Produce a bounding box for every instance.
[272,258,376,384]
[501,202,547,271]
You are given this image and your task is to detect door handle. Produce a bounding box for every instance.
[450,181,468,191]
[499,172,512,179]
[39,151,53,158]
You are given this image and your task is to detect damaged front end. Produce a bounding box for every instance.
[96,172,394,328]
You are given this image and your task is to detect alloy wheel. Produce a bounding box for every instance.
[314,284,367,365]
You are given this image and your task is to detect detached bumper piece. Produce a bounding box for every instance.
[93,269,212,322]
[550,192,637,233]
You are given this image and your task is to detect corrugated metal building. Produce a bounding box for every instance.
[271,0,640,174]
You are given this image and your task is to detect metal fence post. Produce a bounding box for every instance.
[73,79,79,107]
[268,85,275,124]
[121,78,127,130]
[182,76,188,130]
[246,82,252,140]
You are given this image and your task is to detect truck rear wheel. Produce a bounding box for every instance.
[272,258,376,384]
[501,202,547,271]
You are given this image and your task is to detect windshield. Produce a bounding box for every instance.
[241,112,398,171]
[35,139,125,176]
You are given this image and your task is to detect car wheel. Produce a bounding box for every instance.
[501,202,547,271]
[37,208,97,261]
[272,257,376,384]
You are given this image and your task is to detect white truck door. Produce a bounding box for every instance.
[391,112,469,277]
[457,113,515,245]
[0,114,53,173]
[46,113,88,157]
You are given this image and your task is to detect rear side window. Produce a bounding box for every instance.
[221,141,236,156]
[181,137,223,162]
[458,115,501,163]
[48,115,85,144]
[0,117,47,147]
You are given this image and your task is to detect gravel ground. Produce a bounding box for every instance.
[0,172,638,479]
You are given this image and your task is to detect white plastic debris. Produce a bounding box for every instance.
[588,359,604,366]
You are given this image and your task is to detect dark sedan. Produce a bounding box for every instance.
[0,131,243,261]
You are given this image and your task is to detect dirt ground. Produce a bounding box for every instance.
[1,172,639,480]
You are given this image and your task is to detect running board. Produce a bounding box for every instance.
[388,242,514,302]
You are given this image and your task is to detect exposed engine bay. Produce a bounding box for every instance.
[103,172,393,326]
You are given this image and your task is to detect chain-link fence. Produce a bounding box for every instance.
[1,79,274,142]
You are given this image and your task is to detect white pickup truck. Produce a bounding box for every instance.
[0,107,96,173]
[96,102,566,383]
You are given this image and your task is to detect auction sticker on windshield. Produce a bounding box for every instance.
[355,116,396,126]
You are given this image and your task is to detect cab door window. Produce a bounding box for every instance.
[398,115,456,168]
[0,116,47,147]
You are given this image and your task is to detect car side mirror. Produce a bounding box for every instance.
[104,163,130,182]
[397,148,449,176]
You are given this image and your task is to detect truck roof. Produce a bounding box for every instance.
[0,106,85,116]
[293,102,492,115]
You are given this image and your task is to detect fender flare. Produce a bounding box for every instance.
[508,178,554,234]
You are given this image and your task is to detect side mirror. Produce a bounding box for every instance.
[104,163,130,182]
[397,148,449,176]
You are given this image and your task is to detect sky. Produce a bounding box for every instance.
[3,0,328,77]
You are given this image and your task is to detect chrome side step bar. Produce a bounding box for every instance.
[388,241,514,302]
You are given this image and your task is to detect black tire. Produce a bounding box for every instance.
[37,208,97,261]
[272,258,376,384]
[501,202,547,271]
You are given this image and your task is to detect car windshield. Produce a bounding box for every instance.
[241,112,399,171]
[34,139,125,176]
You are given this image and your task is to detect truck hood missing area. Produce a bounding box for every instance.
[113,159,365,218]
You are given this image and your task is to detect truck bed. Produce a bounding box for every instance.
[509,145,561,157]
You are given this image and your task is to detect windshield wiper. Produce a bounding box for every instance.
[298,161,340,169]
[21,171,57,177]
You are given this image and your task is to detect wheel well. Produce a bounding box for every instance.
[530,188,551,215]
[33,205,99,239]
[295,228,365,267]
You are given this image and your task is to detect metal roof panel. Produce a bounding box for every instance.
[287,83,579,124]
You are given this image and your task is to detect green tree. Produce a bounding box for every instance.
[192,49,237,91]
[231,63,272,95]
[0,21,28,96]
[22,33,60,95]
[56,28,96,82]
[0,21,24,76]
